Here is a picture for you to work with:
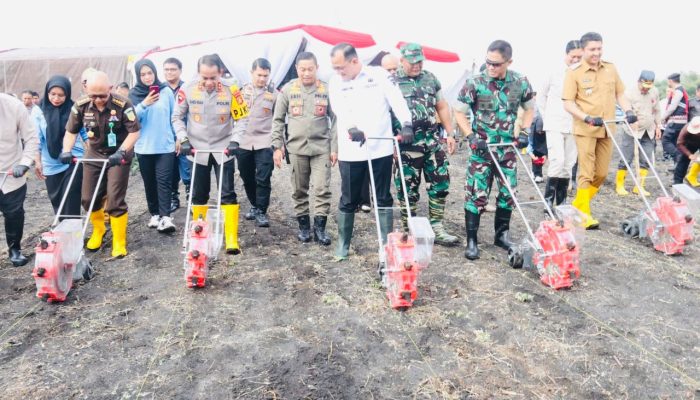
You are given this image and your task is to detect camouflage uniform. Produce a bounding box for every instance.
[455,70,534,213]
[394,69,453,240]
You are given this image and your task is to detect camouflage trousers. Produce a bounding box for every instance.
[465,147,517,214]
[395,145,450,227]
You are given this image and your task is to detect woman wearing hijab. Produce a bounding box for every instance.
[131,59,177,233]
[36,75,87,218]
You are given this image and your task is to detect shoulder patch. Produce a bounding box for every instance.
[76,96,90,106]
[177,89,186,104]
[125,107,136,122]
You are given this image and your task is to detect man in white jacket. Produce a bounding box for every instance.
[538,40,582,210]
[328,43,413,262]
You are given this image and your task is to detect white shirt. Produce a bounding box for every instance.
[329,65,411,162]
[538,66,573,134]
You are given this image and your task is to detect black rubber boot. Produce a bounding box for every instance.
[494,207,514,251]
[297,215,312,243]
[6,213,27,267]
[313,216,331,246]
[464,211,480,260]
[556,178,570,205]
[543,177,557,213]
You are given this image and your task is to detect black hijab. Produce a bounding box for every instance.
[129,59,165,106]
[39,75,73,159]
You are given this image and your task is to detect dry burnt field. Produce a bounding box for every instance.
[0,138,699,399]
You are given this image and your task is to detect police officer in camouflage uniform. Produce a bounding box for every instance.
[394,43,458,246]
[454,40,535,260]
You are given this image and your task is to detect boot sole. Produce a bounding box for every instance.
[158,226,177,234]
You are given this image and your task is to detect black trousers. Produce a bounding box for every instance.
[339,155,393,213]
[673,143,700,184]
[236,148,273,213]
[45,163,83,219]
[137,153,175,216]
[1,184,27,251]
[662,123,684,160]
[360,168,371,206]
[192,155,237,205]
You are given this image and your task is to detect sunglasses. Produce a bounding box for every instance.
[485,59,508,68]
[88,94,109,100]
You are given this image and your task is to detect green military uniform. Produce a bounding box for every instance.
[394,59,456,245]
[455,70,534,213]
[271,78,337,243]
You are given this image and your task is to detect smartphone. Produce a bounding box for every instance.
[149,85,160,94]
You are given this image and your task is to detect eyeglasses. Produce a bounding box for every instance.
[88,94,109,100]
[485,59,508,68]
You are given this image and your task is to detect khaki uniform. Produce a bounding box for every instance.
[271,79,337,217]
[172,80,238,205]
[172,80,236,165]
[232,84,277,213]
[563,61,625,188]
[66,94,140,216]
[617,86,661,171]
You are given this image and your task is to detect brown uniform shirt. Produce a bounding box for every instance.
[66,94,140,155]
[562,61,625,138]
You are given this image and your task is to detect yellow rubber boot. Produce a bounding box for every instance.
[632,169,651,196]
[110,212,128,258]
[615,170,629,196]
[222,204,240,255]
[86,209,107,251]
[572,187,599,230]
[192,205,208,221]
[685,163,700,187]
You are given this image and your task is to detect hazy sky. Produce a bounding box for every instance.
[2,0,698,89]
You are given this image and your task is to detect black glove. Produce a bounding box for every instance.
[399,124,414,144]
[469,134,488,151]
[59,151,73,165]
[584,115,604,127]
[348,127,366,146]
[625,110,638,124]
[180,138,192,156]
[516,129,529,149]
[11,165,29,178]
[108,149,126,167]
[226,141,239,156]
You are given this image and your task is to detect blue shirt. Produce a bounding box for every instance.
[37,112,87,176]
[134,89,176,154]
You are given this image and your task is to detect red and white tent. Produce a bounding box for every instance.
[141,24,469,95]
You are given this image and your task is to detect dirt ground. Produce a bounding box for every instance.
[0,138,699,400]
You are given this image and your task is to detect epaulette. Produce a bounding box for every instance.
[111,93,126,108]
[76,96,90,106]
[569,62,582,70]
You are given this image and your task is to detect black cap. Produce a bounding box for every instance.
[638,70,655,82]
[668,72,681,81]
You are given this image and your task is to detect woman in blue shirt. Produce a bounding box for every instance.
[36,75,87,219]
[130,59,177,233]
